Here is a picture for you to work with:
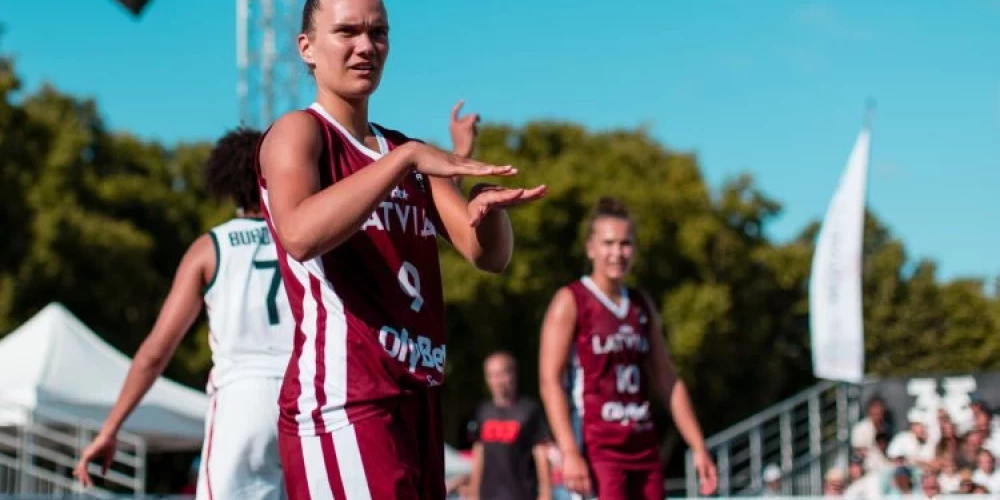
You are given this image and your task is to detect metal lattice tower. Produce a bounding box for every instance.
[236,0,313,129]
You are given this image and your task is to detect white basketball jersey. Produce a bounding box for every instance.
[204,217,293,391]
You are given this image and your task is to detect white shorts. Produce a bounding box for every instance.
[196,377,285,500]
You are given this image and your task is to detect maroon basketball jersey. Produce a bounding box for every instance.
[258,103,446,437]
[565,276,659,467]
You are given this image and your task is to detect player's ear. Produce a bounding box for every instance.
[298,33,316,67]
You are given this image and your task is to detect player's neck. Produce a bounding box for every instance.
[587,273,624,300]
[316,90,371,143]
[239,208,265,218]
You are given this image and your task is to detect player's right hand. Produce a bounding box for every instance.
[73,431,117,488]
[560,450,593,496]
[406,142,516,179]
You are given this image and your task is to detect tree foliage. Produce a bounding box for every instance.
[0,55,226,386]
[3,53,1000,477]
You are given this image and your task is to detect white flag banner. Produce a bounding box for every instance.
[809,126,870,383]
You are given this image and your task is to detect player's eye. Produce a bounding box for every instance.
[334,25,359,36]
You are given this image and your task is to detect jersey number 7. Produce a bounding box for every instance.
[252,259,282,325]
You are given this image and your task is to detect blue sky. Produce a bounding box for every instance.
[2,0,998,281]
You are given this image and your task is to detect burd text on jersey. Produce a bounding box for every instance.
[228,227,272,247]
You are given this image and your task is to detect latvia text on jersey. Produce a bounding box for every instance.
[256,103,447,436]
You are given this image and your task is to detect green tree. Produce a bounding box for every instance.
[438,123,818,461]
[0,55,222,387]
[3,50,1000,485]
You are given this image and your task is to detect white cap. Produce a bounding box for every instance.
[763,464,781,483]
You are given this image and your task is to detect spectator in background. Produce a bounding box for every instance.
[973,406,1000,457]
[852,397,891,452]
[957,471,975,494]
[843,455,878,499]
[920,473,941,498]
[972,449,1000,493]
[823,468,845,496]
[863,431,893,473]
[469,351,552,500]
[958,394,1000,434]
[959,430,985,470]
[969,396,996,426]
[885,465,916,497]
[935,418,961,460]
[887,410,938,467]
[937,452,962,493]
[761,463,782,497]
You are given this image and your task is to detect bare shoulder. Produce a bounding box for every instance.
[181,233,217,286]
[268,110,321,138]
[259,110,323,170]
[545,286,577,319]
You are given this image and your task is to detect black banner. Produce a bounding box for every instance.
[114,0,154,17]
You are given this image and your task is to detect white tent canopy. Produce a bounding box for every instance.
[0,302,474,475]
[0,303,209,452]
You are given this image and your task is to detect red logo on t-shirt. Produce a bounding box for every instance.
[481,420,521,444]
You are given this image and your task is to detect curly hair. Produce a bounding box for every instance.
[204,127,263,211]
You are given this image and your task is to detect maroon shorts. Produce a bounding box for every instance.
[591,461,662,500]
[279,389,444,500]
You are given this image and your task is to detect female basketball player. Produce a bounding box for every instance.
[72,128,294,499]
[73,99,480,498]
[256,0,546,498]
[538,198,718,500]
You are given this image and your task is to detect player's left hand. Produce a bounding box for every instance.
[693,448,718,495]
[73,431,117,488]
[449,100,479,158]
[467,183,547,227]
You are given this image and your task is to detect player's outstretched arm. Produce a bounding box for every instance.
[73,235,213,487]
[643,292,718,496]
[429,180,547,273]
[538,288,592,496]
[261,111,519,261]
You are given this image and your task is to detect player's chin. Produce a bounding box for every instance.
[603,268,626,281]
[343,75,382,97]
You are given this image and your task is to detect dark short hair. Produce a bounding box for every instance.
[204,127,263,211]
[301,0,321,34]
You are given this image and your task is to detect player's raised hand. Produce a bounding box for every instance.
[407,142,516,179]
[73,431,117,488]
[467,183,547,227]
[449,99,479,158]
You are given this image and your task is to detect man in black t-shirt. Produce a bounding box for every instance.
[470,351,552,500]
